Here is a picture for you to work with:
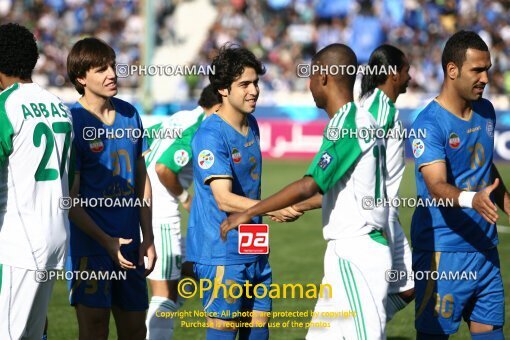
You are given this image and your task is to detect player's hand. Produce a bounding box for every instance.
[182,194,192,213]
[473,178,500,224]
[268,206,303,223]
[105,237,136,270]
[139,239,157,277]
[220,212,253,240]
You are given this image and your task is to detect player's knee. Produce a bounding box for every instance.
[118,323,146,340]
[416,331,449,340]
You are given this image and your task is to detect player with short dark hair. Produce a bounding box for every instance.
[410,30,507,339]
[144,84,221,340]
[0,23,73,339]
[360,44,415,321]
[187,45,301,340]
[221,43,392,339]
[66,37,156,340]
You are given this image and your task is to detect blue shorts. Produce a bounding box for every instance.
[413,248,504,334]
[194,256,272,319]
[67,251,148,311]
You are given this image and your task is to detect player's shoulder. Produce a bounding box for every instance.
[0,83,22,108]
[473,97,496,119]
[412,100,443,127]
[193,114,222,142]
[111,97,138,118]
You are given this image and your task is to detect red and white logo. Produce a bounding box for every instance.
[238,224,269,254]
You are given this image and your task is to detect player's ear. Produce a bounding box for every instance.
[218,88,229,97]
[320,73,327,86]
[447,62,458,80]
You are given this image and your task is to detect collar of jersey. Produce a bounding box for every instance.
[78,97,117,126]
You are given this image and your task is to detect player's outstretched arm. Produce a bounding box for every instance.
[220,176,319,240]
[136,157,157,276]
[209,178,301,222]
[491,164,510,219]
[421,162,499,224]
[292,193,323,212]
[69,172,136,269]
[155,163,192,212]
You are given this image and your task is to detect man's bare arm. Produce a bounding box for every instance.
[421,162,499,224]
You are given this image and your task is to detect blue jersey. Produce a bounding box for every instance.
[187,114,262,265]
[70,97,148,256]
[410,99,498,252]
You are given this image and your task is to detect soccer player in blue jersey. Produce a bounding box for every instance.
[187,45,301,340]
[410,31,508,339]
[66,38,156,340]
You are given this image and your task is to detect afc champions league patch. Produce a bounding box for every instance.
[486,120,494,138]
[318,152,332,169]
[448,132,460,149]
[89,138,104,153]
[412,139,425,158]
[198,149,214,169]
[231,147,242,163]
[174,149,189,167]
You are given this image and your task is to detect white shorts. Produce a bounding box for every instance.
[0,265,56,340]
[306,233,392,340]
[148,218,184,281]
[387,219,414,294]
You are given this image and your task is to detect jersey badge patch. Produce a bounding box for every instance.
[448,132,460,149]
[174,149,189,167]
[318,152,332,169]
[412,138,425,158]
[232,147,242,163]
[198,149,214,169]
[89,139,104,153]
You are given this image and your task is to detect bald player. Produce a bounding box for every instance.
[221,43,392,339]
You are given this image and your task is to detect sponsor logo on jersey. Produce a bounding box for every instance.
[232,147,242,163]
[448,132,460,149]
[198,149,214,169]
[174,149,189,167]
[412,138,425,158]
[486,120,494,138]
[89,138,104,153]
[238,224,269,254]
[244,140,254,147]
[318,152,332,169]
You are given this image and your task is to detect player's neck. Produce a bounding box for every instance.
[217,106,248,133]
[0,75,32,89]
[437,87,472,119]
[378,84,397,103]
[80,93,115,123]
[326,91,353,119]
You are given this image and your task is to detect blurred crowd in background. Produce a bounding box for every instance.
[1,0,510,95]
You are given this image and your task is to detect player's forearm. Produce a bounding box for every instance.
[246,177,319,218]
[138,172,154,242]
[491,164,509,212]
[156,164,185,197]
[69,207,112,248]
[216,192,260,213]
[293,193,322,212]
[427,182,463,207]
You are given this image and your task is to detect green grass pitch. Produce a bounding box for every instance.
[47,160,510,339]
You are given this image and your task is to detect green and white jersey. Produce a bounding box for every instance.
[361,88,404,221]
[0,83,73,270]
[305,102,388,240]
[145,106,204,219]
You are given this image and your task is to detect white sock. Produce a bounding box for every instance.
[146,296,178,340]
[386,293,409,322]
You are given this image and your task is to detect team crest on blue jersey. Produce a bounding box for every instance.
[232,147,242,163]
[198,150,214,169]
[318,152,332,169]
[486,121,494,138]
[412,139,425,158]
[448,132,460,149]
[89,139,104,153]
[174,149,189,166]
